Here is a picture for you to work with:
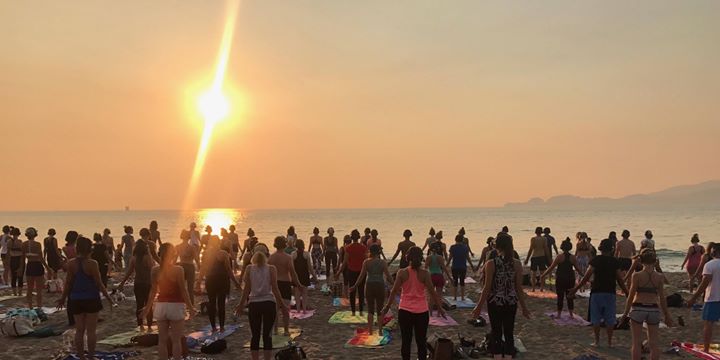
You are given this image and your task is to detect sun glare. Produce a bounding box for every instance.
[198,88,230,126]
[197,208,240,231]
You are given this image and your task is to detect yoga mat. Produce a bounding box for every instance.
[316,274,327,281]
[328,311,393,325]
[515,338,527,353]
[188,324,240,342]
[62,351,141,360]
[98,329,145,347]
[545,312,590,326]
[333,297,350,307]
[576,290,591,298]
[443,296,476,309]
[289,309,315,320]
[429,314,458,326]
[0,295,22,302]
[345,328,392,348]
[673,342,720,360]
[242,328,302,349]
[525,291,556,299]
[40,307,60,315]
[465,277,477,284]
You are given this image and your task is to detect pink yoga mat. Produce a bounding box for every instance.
[290,309,315,320]
[544,312,590,326]
[429,314,458,326]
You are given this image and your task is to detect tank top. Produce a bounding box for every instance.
[69,258,100,300]
[488,256,518,306]
[399,268,429,314]
[157,267,184,303]
[64,245,76,259]
[325,237,338,253]
[366,259,385,284]
[688,245,704,268]
[44,237,59,256]
[209,254,228,278]
[556,252,574,281]
[428,254,442,275]
[248,265,275,303]
[294,251,310,285]
[135,256,152,285]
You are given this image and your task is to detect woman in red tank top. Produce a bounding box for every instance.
[142,244,196,360]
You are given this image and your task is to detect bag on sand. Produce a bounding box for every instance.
[433,338,454,360]
[275,342,307,360]
[666,293,683,308]
[1,317,34,337]
[200,338,226,354]
[131,333,159,347]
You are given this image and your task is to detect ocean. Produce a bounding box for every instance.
[2,207,719,272]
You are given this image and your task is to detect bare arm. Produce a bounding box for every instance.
[288,257,302,288]
[616,269,629,295]
[656,274,673,326]
[88,260,112,304]
[224,253,240,287]
[237,267,252,312]
[382,262,393,285]
[681,247,691,269]
[622,273,638,317]
[381,269,406,313]
[472,261,494,316]
[572,266,594,293]
[118,257,137,288]
[514,261,529,316]
[690,275,713,306]
[57,261,76,307]
[143,268,160,317]
[387,245,402,265]
[541,254,561,279]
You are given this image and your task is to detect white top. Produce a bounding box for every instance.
[248,265,276,303]
[0,234,9,254]
[189,230,200,247]
[703,259,720,302]
[640,238,655,250]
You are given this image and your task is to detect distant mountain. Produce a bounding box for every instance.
[504,180,720,209]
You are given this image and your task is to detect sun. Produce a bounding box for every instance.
[197,88,230,126]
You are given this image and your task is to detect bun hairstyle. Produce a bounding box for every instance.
[638,248,656,264]
[158,243,175,267]
[139,228,150,238]
[25,227,38,238]
[429,241,443,255]
[273,236,288,250]
[560,237,573,253]
[459,227,466,236]
[313,227,319,235]
[406,246,423,269]
[351,229,361,241]
[247,228,255,237]
[455,234,464,243]
[645,230,653,239]
[343,235,352,245]
[692,234,700,243]
[403,229,413,238]
[48,228,56,236]
[435,231,443,240]
[429,227,436,236]
[124,226,134,234]
[495,232,514,261]
[65,231,79,244]
[10,227,21,236]
[369,244,382,256]
[76,236,93,256]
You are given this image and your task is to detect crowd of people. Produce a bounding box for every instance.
[0,222,718,360]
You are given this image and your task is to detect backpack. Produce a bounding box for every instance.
[1,317,34,337]
[274,342,307,360]
[666,293,683,308]
[431,338,454,360]
[201,338,227,354]
[131,333,159,346]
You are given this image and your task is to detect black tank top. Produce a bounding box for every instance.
[557,253,574,280]
[294,251,310,285]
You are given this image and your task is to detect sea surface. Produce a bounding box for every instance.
[1,207,719,271]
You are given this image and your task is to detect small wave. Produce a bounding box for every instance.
[654,248,686,258]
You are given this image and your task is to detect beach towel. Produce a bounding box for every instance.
[289,309,315,320]
[242,328,302,349]
[673,341,720,360]
[98,329,145,347]
[576,289,591,298]
[429,314,458,326]
[465,277,477,284]
[545,312,590,326]
[0,295,22,302]
[525,291,556,299]
[316,274,327,281]
[514,338,527,353]
[333,297,351,307]
[328,311,393,325]
[61,351,140,360]
[443,296,476,309]
[344,328,392,348]
[320,284,331,295]
[187,324,240,350]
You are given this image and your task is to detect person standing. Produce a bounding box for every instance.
[102,228,114,270]
[543,227,558,257]
[1,225,11,285]
[682,234,705,292]
[240,228,257,259]
[575,232,591,281]
[425,242,452,314]
[120,226,135,269]
[268,236,303,336]
[621,249,673,360]
[138,228,160,264]
[337,230,369,316]
[44,228,62,280]
[641,230,655,250]
[421,227,437,255]
[176,230,200,306]
[292,239,316,314]
[458,227,475,257]
[473,232,530,359]
[57,236,114,360]
[571,239,629,347]
[149,220,162,246]
[91,233,111,287]
[23,227,50,308]
[367,229,385,260]
[286,226,297,249]
[447,234,475,301]
[524,227,551,292]
[188,223,201,248]
[199,240,240,332]
[615,230,636,278]
[63,231,79,326]
[235,248,288,360]
[228,225,240,271]
[336,235,352,299]
[349,244,393,335]
[541,238,579,319]
[8,227,24,296]
[361,228,372,247]
[388,230,416,269]
[382,247,446,360]
[118,241,154,331]
[323,227,338,279]
[689,243,720,353]
[142,243,195,360]
[309,227,324,276]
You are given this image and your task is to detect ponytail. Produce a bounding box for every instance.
[407,246,423,270]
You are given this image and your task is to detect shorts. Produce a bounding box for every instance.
[431,274,445,288]
[590,292,617,326]
[530,257,547,271]
[703,301,720,322]
[629,304,661,325]
[452,268,467,287]
[25,261,45,277]
[69,298,103,315]
[618,258,632,271]
[365,282,385,315]
[154,302,186,321]
[277,280,292,301]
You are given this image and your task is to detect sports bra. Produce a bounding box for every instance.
[636,271,659,294]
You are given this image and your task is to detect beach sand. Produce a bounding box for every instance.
[0,270,705,359]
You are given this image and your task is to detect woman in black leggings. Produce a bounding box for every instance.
[541,238,579,319]
[118,241,154,331]
[200,242,240,332]
[473,233,530,359]
[7,227,24,296]
[236,247,289,360]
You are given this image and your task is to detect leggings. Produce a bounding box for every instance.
[207,288,227,329]
[398,309,429,360]
[325,252,337,277]
[556,285,574,312]
[248,301,276,351]
[487,303,517,356]
[347,270,365,313]
[180,263,195,305]
[311,248,323,275]
[134,283,153,327]
[10,256,23,288]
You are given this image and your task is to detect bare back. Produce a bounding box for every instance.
[268,251,293,282]
[616,239,636,259]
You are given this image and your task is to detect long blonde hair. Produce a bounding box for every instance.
[252,251,267,266]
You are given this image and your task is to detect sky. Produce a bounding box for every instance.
[1,1,719,211]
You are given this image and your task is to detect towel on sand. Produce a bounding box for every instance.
[290,309,315,320]
[673,341,720,360]
[333,297,351,307]
[187,324,241,350]
[429,314,458,326]
[464,277,477,284]
[545,312,590,326]
[98,329,145,347]
[328,311,393,325]
[443,296,476,309]
[61,351,140,360]
[345,328,392,348]
[242,328,302,349]
[525,291,557,299]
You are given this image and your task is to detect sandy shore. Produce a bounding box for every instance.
[0,269,705,359]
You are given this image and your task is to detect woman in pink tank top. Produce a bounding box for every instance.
[382,247,445,360]
[682,233,705,292]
